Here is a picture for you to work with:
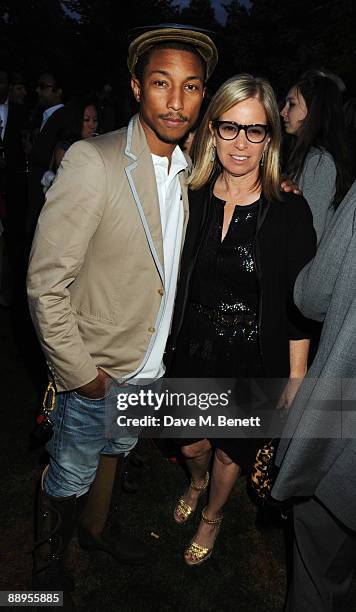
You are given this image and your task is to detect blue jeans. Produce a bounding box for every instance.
[44,384,137,498]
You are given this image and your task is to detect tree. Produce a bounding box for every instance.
[246,0,356,94]
[1,0,354,114]
[179,0,219,31]
[59,0,180,98]
[220,0,254,82]
[0,0,77,85]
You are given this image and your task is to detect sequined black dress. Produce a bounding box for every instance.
[172,195,264,467]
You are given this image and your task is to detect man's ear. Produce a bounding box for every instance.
[131,77,141,103]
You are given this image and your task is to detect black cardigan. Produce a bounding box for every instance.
[166,185,317,378]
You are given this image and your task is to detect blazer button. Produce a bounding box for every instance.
[158,289,164,296]
[148,327,156,333]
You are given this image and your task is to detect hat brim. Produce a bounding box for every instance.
[127,27,218,81]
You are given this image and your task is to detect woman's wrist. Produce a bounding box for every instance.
[289,367,307,379]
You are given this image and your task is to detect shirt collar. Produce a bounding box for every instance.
[151,145,188,178]
[42,103,64,122]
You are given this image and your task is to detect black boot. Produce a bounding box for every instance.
[77,454,148,564]
[128,446,147,468]
[32,476,77,609]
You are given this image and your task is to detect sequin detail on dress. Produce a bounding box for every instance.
[188,197,260,348]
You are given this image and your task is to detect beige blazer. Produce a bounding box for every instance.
[27,115,190,391]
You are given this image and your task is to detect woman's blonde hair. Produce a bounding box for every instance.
[189,73,281,200]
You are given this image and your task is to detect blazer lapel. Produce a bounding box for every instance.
[124,116,165,284]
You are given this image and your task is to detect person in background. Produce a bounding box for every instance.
[9,72,27,105]
[0,69,27,303]
[0,69,27,184]
[26,71,66,244]
[272,179,356,612]
[36,72,64,131]
[280,71,351,243]
[167,73,316,566]
[41,97,99,193]
[55,98,98,165]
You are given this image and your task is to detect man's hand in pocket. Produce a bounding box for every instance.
[75,368,110,399]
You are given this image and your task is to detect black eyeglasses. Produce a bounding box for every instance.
[213,120,270,143]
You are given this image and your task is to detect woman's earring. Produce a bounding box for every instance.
[210,145,216,162]
[260,148,267,167]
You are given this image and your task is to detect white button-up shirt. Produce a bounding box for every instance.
[0,98,9,139]
[138,146,187,380]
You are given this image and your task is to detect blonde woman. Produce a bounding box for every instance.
[167,74,316,565]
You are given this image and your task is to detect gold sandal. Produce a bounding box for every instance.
[174,472,209,524]
[184,507,223,566]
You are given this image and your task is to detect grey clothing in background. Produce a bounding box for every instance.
[273,180,356,611]
[273,180,356,530]
[284,497,356,612]
[298,147,336,242]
